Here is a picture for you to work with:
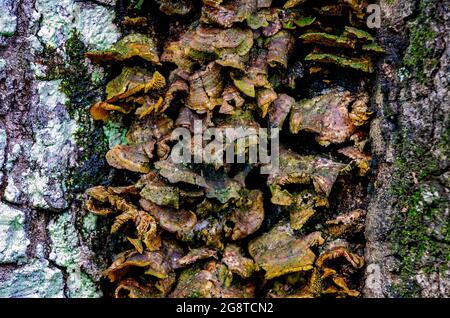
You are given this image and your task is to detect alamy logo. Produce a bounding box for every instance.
[170,120,280,174]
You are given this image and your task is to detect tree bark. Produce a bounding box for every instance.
[364,0,449,297]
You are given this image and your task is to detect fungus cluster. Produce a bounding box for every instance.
[84,0,382,298]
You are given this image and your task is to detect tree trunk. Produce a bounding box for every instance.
[0,0,448,298]
[364,0,449,297]
[0,0,120,297]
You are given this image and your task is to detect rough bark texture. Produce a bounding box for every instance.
[0,0,448,298]
[0,0,122,297]
[364,0,449,297]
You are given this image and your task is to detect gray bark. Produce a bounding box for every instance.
[0,0,121,298]
[364,0,449,298]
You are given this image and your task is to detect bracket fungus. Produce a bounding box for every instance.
[248,222,325,279]
[82,0,382,298]
[289,90,372,146]
[86,33,160,64]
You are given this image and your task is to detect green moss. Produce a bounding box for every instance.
[393,126,449,196]
[390,128,450,297]
[391,188,449,297]
[60,30,111,194]
[38,45,66,80]
[60,30,94,118]
[403,0,438,84]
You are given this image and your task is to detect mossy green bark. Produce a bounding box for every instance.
[390,129,450,297]
[402,0,439,84]
[59,30,111,194]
